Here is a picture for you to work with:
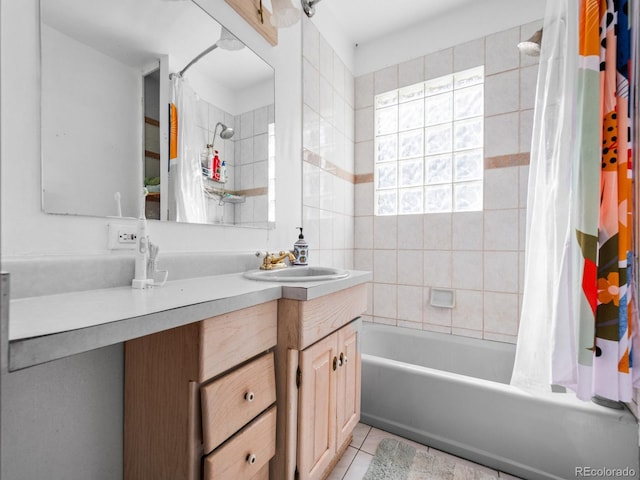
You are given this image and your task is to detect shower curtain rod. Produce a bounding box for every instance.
[172,43,218,79]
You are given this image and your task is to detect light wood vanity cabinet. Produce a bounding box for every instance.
[273,284,367,480]
[124,301,278,480]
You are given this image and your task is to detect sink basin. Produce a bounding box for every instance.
[243,266,350,282]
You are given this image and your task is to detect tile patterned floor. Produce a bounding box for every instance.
[327,423,523,480]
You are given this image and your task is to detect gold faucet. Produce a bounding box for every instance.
[260,251,296,270]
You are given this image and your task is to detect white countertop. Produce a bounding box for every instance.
[6,269,371,371]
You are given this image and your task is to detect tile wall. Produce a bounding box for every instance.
[195,100,274,227]
[302,19,356,269]
[354,21,542,343]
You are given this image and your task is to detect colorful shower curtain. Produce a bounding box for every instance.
[512,0,640,402]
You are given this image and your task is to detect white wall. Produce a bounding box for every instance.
[0,0,301,478]
[1,0,302,259]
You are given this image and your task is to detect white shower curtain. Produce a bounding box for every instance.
[511,0,580,393]
[169,76,207,224]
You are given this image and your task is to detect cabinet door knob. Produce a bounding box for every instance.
[246,453,257,465]
[333,356,338,371]
[244,391,255,402]
[339,352,345,367]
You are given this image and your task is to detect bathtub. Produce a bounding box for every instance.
[360,323,639,480]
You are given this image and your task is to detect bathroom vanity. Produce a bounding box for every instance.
[1,259,370,480]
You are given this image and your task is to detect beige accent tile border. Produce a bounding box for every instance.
[323,152,530,186]
[303,148,356,184]
[484,153,530,169]
[236,187,268,197]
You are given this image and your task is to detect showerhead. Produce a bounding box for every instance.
[218,123,235,139]
[211,122,235,147]
[517,28,543,57]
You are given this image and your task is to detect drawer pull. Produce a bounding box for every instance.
[244,391,255,402]
[338,352,344,367]
[246,453,257,465]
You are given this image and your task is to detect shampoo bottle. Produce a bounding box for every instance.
[212,150,221,181]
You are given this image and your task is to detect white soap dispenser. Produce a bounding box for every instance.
[293,227,308,265]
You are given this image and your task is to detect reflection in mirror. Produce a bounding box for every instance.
[41,0,275,228]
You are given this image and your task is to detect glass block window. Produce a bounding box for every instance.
[374,66,484,215]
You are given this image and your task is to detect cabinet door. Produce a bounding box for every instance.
[297,334,337,480]
[336,323,361,449]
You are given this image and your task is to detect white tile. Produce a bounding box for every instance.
[320,75,334,125]
[484,209,519,251]
[355,73,374,109]
[374,65,398,94]
[320,121,336,169]
[319,35,334,83]
[239,137,254,166]
[334,93,346,133]
[424,213,452,250]
[398,250,424,286]
[452,212,483,251]
[424,296,452,328]
[485,112,519,158]
[484,167,519,210]
[302,19,320,68]
[319,210,335,250]
[423,250,451,287]
[519,109,534,153]
[399,56,425,87]
[355,183,374,217]
[345,69,356,109]
[303,104,320,153]
[452,328,484,340]
[239,163,254,190]
[484,292,519,335]
[303,58,320,113]
[423,322,451,334]
[518,166,529,208]
[452,251,483,290]
[520,64,539,110]
[398,214,424,250]
[518,250,525,294]
[454,38,485,72]
[355,106,374,143]
[373,250,397,284]
[373,283,397,319]
[334,55,346,99]
[343,450,374,480]
[485,27,520,75]
[351,423,372,449]
[425,48,453,80]
[484,251,518,293]
[355,215,373,249]
[355,140,374,175]
[240,111,254,140]
[253,134,269,163]
[398,320,422,330]
[344,214,355,249]
[373,215,398,249]
[320,169,336,212]
[253,160,268,188]
[485,70,519,116]
[333,213,346,250]
[303,161,320,208]
[452,289,483,331]
[326,446,357,480]
[253,106,268,135]
[303,206,320,250]
[373,315,397,326]
[398,285,423,322]
[518,208,527,252]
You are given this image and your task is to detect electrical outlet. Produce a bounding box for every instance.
[108,223,137,250]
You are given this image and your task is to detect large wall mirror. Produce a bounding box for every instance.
[41,0,275,228]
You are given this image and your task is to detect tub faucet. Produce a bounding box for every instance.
[260,251,296,270]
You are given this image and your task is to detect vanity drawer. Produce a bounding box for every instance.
[201,352,276,454]
[198,301,277,382]
[279,284,367,350]
[203,406,276,480]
